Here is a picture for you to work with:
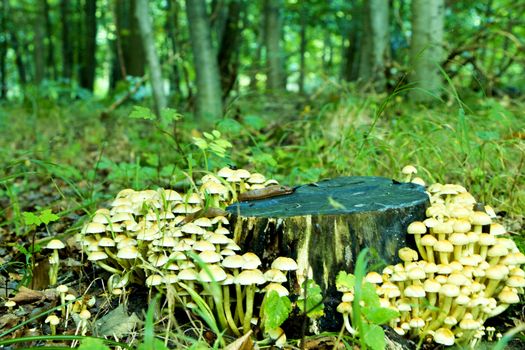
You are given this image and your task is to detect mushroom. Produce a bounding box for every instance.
[45,239,65,285]
[407,222,427,260]
[234,269,265,334]
[45,314,60,335]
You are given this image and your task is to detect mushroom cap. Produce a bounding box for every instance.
[470,211,492,226]
[421,234,438,246]
[439,283,460,297]
[433,222,453,235]
[490,223,507,235]
[407,221,426,234]
[117,246,140,259]
[487,244,509,258]
[208,233,231,245]
[222,254,245,269]
[498,288,520,304]
[398,247,418,262]
[199,265,227,283]
[434,240,454,253]
[409,317,425,329]
[365,271,383,284]
[178,268,198,281]
[193,240,216,252]
[423,278,441,293]
[198,251,222,264]
[98,237,115,247]
[434,328,455,346]
[264,282,290,297]
[452,219,471,233]
[217,167,236,178]
[82,222,106,234]
[407,267,426,280]
[234,269,265,285]
[243,252,262,269]
[46,239,65,250]
[45,314,60,325]
[88,251,108,261]
[449,233,469,246]
[146,274,164,287]
[248,173,266,184]
[264,269,288,283]
[401,165,417,175]
[336,301,352,314]
[485,264,509,280]
[404,284,425,298]
[271,256,298,271]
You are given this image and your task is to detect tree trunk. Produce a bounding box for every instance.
[135,0,167,116]
[357,0,389,92]
[80,0,97,91]
[165,0,182,98]
[34,0,46,84]
[113,0,145,82]
[227,176,428,331]
[0,0,7,98]
[341,1,362,82]
[409,0,445,102]
[249,2,264,91]
[298,4,307,94]
[218,0,244,99]
[264,0,285,91]
[60,0,73,81]
[185,0,223,122]
[43,0,56,80]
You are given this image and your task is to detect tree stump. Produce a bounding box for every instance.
[226,176,429,331]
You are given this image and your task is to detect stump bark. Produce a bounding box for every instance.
[226,176,429,331]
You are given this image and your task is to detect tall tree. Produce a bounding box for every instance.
[43,0,56,79]
[0,0,7,98]
[113,0,145,83]
[218,0,245,98]
[79,0,97,91]
[357,0,389,92]
[410,0,445,102]
[298,3,307,93]
[34,0,46,84]
[185,0,223,121]
[165,0,182,97]
[60,0,74,81]
[135,0,167,115]
[264,0,285,91]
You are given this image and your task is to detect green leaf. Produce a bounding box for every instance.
[192,137,209,150]
[363,306,399,325]
[23,212,41,226]
[39,209,59,225]
[137,339,169,350]
[363,323,386,350]
[203,132,214,140]
[361,282,380,307]
[297,279,324,319]
[129,105,156,120]
[160,108,181,122]
[78,337,111,350]
[244,115,266,130]
[262,291,292,330]
[211,130,221,138]
[336,271,355,291]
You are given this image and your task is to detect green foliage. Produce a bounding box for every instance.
[261,291,292,331]
[297,279,324,319]
[136,295,169,350]
[23,209,59,227]
[336,249,399,350]
[78,337,111,350]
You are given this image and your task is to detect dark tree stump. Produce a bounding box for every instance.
[226,176,429,331]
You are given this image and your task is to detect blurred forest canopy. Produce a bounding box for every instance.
[0,0,524,120]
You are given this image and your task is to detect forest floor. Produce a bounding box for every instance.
[0,88,524,349]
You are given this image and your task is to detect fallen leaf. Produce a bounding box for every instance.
[93,305,140,337]
[10,286,45,303]
[225,330,258,350]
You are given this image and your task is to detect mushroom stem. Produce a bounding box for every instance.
[243,284,255,334]
[342,313,355,335]
[223,285,240,336]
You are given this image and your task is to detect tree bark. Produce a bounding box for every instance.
[43,0,56,80]
[113,0,145,82]
[34,0,46,84]
[0,0,7,98]
[185,0,223,122]
[264,0,285,91]
[165,0,182,98]
[218,0,244,99]
[80,0,97,91]
[341,1,362,82]
[135,0,167,116]
[60,0,73,81]
[227,176,428,330]
[298,3,307,94]
[410,0,445,102]
[357,0,389,92]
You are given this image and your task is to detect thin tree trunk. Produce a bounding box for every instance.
[60,0,73,81]
[264,0,285,91]
[135,0,167,115]
[165,0,182,97]
[341,1,362,81]
[43,0,56,80]
[410,0,445,102]
[218,0,244,99]
[34,0,46,84]
[0,0,7,98]
[185,0,223,122]
[298,3,307,94]
[249,2,264,91]
[80,0,97,91]
[357,0,389,92]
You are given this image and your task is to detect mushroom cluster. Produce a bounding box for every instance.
[77,167,298,336]
[337,178,525,347]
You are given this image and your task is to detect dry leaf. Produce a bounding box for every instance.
[10,286,45,303]
[225,330,258,350]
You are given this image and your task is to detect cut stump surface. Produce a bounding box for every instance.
[226,176,429,331]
